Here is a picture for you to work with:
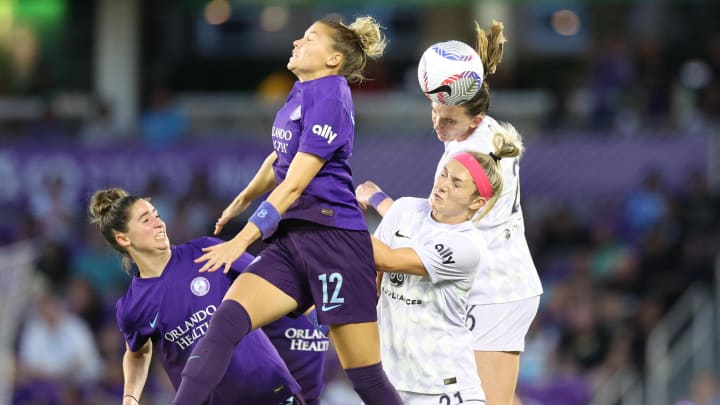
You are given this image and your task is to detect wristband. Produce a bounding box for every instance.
[248,201,281,239]
[368,191,389,210]
[124,394,139,404]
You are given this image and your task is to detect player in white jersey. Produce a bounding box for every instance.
[357,20,542,405]
[369,129,523,405]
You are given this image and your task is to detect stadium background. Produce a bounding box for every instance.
[0,0,719,404]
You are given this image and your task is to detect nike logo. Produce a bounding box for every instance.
[321,303,342,312]
[149,312,159,328]
[188,355,200,361]
[425,84,452,96]
[395,230,410,239]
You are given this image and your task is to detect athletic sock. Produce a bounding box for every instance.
[345,362,403,405]
[172,300,251,405]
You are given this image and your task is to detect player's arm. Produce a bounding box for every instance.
[266,151,324,213]
[122,340,152,405]
[371,236,428,276]
[355,181,393,217]
[228,152,324,247]
[215,152,278,235]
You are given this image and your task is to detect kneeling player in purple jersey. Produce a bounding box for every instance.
[88,188,328,405]
[173,15,403,405]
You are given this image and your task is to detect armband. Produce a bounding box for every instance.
[368,191,389,210]
[248,201,281,239]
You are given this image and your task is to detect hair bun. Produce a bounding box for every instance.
[88,188,128,223]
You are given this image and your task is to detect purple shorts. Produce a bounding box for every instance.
[246,220,378,325]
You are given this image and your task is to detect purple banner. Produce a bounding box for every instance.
[0,135,712,207]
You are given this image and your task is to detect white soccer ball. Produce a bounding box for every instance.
[417,40,484,105]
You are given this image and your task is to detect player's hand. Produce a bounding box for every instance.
[214,197,251,235]
[355,181,383,211]
[195,237,248,274]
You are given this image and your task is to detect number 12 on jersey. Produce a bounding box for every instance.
[318,272,345,312]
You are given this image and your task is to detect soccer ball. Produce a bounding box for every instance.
[417,40,484,105]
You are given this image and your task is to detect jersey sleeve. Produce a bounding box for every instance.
[411,232,481,283]
[297,94,352,161]
[373,197,411,244]
[116,299,151,352]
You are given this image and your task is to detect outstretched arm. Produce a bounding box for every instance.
[371,236,428,276]
[197,152,325,273]
[214,152,279,235]
[122,341,152,405]
[355,181,394,217]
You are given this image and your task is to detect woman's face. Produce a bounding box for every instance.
[119,199,169,254]
[287,22,341,82]
[430,102,480,143]
[429,158,482,224]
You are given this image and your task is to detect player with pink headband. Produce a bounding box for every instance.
[367,123,523,405]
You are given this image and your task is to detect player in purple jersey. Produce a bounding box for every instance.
[87,187,327,405]
[173,16,403,405]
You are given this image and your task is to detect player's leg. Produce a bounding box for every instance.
[329,322,402,405]
[467,296,540,405]
[298,226,402,405]
[474,350,520,405]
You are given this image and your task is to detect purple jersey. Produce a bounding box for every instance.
[262,310,329,405]
[116,237,300,404]
[271,75,367,230]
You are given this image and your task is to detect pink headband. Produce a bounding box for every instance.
[452,152,493,199]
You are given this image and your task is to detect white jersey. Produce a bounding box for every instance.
[375,197,486,393]
[436,115,543,304]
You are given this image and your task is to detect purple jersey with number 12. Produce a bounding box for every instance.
[115,237,301,404]
[271,74,367,231]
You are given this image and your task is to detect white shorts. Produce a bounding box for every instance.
[466,295,540,352]
[399,386,486,405]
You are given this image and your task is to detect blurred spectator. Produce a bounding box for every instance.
[678,169,720,283]
[140,86,187,148]
[587,221,638,287]
[70,226,128,298]
[29,175,78,243]
[558,295,610,371]
[171,170,218,240]
[622,168,671,241]
[34,239,72,289]
[65,276,111,334]
[16,291,103,402]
